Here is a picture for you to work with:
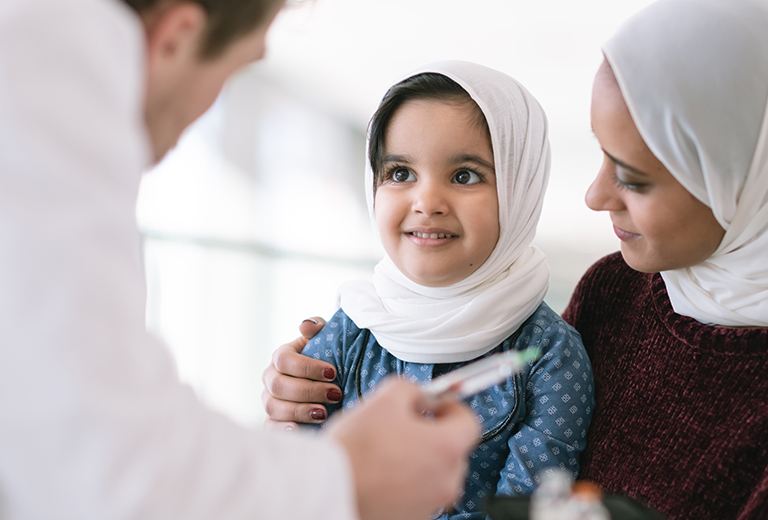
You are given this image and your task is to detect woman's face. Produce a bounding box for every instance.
[586,60,725,273]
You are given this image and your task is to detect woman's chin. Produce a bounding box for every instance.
[619,244,660,274]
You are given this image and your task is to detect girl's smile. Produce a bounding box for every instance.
[405,227,460,245]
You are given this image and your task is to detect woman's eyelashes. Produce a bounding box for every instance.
[612,174,647,192]
[598,148,651,193]
[611,164,649,193]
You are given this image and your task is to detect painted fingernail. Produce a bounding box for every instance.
[323,368,336,380]
[302,318,319,325]
[327,388,342,402]
[310,408,327,421]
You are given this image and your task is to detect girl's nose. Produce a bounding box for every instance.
[585,159,625,212]
[412,180,448,216]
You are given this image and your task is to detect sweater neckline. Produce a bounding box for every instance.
[650,272,768,355]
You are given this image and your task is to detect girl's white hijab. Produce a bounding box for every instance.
[338,60,550,363]
[604,0,768,327]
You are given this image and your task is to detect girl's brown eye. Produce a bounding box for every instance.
[453,169,482,185]
[391,168,415,183]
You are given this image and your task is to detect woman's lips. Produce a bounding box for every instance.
[613,225,641,241]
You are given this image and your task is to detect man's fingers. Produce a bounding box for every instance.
[299,316,326,339]
[441,459,470,510]
[431,399,481,451]
[325,376,480,520]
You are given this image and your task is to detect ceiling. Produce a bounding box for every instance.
[261,0,656,126]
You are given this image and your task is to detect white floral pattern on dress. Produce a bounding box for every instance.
[301,302,594,520]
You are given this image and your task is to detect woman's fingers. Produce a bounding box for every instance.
[298,316,326,339]
[261,316,338,424]
[261,386,332,423]
[270,338,337,382]
[263,418,299,432]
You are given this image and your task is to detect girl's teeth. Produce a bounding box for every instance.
[413,232,451,239]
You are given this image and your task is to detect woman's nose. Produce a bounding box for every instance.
[585,160,624,212]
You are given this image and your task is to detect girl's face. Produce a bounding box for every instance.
[375,99,499,287]
[586,61,725,273]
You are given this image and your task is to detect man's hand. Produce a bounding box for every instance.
[262,317,342,429]
[327,378,480,520]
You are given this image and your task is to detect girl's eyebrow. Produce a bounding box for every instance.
[449,154,495,170]
[602,148,650,178]
[382,153,495,171]
[382,154,413,163]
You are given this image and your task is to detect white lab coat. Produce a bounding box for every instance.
[0,1,358,518]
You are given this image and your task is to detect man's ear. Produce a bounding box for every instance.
[144,3,208,89]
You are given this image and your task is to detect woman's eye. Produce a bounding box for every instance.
[453,169,482,185]
[613,167,647,192]
[614,177,644,192]
[391,167,415,183]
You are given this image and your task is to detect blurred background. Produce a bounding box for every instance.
[137,0,654,424]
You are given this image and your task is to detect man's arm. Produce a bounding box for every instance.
[0,2,358,518]
[0,3,479,520]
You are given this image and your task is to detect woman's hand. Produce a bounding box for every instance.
[262,317,342,430]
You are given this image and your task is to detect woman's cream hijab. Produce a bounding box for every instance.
[604,0,768,326]
[338,61,551,363]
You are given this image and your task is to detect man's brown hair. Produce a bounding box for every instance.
[122,0,282,59]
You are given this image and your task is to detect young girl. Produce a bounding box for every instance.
[300,61,594,518]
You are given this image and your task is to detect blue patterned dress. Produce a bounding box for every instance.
[302,302,594,519]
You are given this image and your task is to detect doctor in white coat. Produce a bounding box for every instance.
[0,0,480,519]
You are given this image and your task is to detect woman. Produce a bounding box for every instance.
[563,0,768,517]
[262,0,768,518]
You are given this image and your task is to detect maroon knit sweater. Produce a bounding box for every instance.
[562,252,768,520]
